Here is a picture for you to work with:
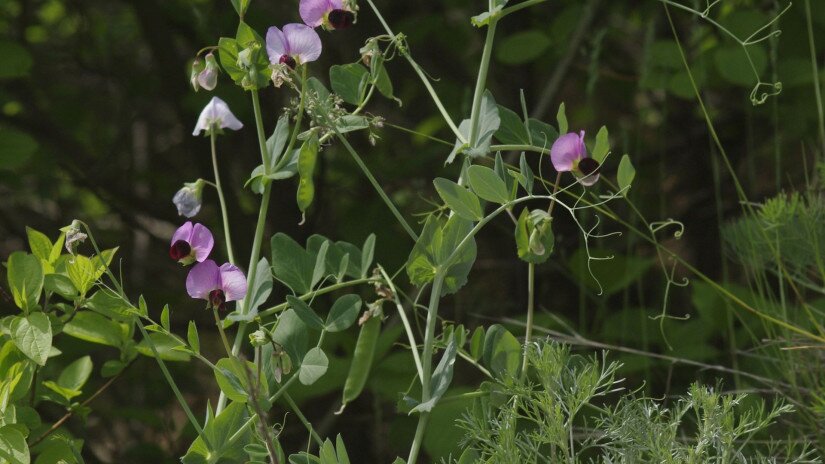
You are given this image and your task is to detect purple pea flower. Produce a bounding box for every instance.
[300,0,355,30]
[170,221,214,265]
[186,259,248,311]
[265,24,322,69]
[550,131,600,186]
[192,97,243,136]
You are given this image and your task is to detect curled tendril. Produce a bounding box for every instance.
[750,81,783,106]
[649,219,685,239]
[650,258,690,350]
[744,28,782,46]
[743,1,793,45]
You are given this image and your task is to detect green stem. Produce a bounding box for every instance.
[407,273,445,464]
[77,222,211,449]
[269,373,300,404]
[500,0,549,18]
[491,144,549,154]
[804,0,825,159]
[468,19,497,147]
[323,114,419,241]
[213,306,233,357]
[283,392,324,447]
[378,266,424,383]
[210,131,235,265]
[136,320,210,448]
[219,89,276,414]
[520,262,535,380]
[258,277,376,319]
[227,414,258,447]
[364,0,466,143]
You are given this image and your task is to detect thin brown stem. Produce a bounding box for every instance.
[29,363,132,447]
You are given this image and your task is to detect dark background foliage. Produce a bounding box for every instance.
[2,0,825,461]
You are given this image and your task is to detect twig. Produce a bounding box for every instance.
[29,362,132,447]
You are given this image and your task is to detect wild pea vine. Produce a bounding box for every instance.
[1,0,815,463]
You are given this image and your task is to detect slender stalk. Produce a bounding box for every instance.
[804,0,825,158]
[258,277,376,319]
[283,392,324,447]
[268,370,301,403]
[213,306,233,357]
[468,19,497,147]
[219,88,276,414]
[364,0,466,143]
[378,266,424,383]
[407,273,445,464]
[520,262,535,380]
[492,144,549,154]
[78,223,211,448]
[324,114,419,241]
[500,0,549,18]
[210,130,235,264]
[136,320,210,448]
[29,363,131,447]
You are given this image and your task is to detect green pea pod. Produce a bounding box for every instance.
[296,134,320,217]
[338,314,381,413]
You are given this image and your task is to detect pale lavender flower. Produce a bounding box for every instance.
[169,221,214,265]
[192,97,243,136]
[186,259,247,311]
[300,0,355,30]
[172,179,205,218]
[550,131,600,186]
[197,53,219,91]
[265,24,322,69]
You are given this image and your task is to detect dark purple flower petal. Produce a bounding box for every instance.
[327,9,355,29]
[577,157,600,186]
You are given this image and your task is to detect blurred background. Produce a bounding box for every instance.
[2,0,825,462]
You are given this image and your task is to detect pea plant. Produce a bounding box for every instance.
[0,0,811,463]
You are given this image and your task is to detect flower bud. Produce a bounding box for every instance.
[172,179,206,218]
[197,53,219,91]
[61,220,87,255]
[237,47,254,69]
[190,59,204,92]
[249,329,269,347]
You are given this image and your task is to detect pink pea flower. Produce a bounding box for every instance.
[265,24,322,69]
[550,131,600,186]
[300,0,355,30]
[192,97,243,136]
[169,222,214,265]
[186,259,248,311]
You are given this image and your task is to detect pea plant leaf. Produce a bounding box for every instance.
[617,154,636,196]
[410,334,457,413]
[433,178,483,221]
[325,294,362,332]
[299,347,329,385]
[11,312,52,366]
[467,165,510,204]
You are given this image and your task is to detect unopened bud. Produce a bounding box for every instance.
[190,59,204,91]
[249,329,268,347]
[197,53,219,91]
[172,179,206,218]
[61,220,87,255]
